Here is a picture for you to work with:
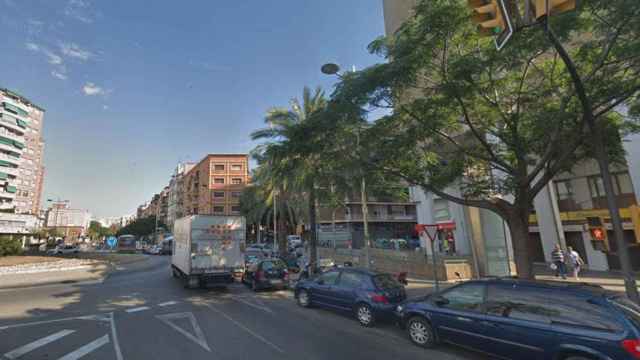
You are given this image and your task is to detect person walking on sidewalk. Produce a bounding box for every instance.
[551,244,567,279]
[567,246,585,280]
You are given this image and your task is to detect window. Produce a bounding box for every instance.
[214,164,225,171]
[316,270,340,285]
[373,274,400,289]
[439,283,485,312]
[588,176,605,198]
[485,285,553,323]
[214,178,224,184]
[231,178,242,185]
[231,191,241,198]
[338,271,366,289]
[231,164,242,171]
[213,206,224,213]
[231,205,241,213]
[555,180,574,200]
[615,172,634,195]
[433,199,450,222]
[213,191,225,198]
[543,293,623,332]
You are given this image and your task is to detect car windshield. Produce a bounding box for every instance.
[373,274,400,289]
[262,260,286,271]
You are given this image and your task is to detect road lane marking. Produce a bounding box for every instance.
[125,306,150,313]
[108,313,124,360]
[156,312,211,352]
[57,334,110,360]
[230,296,274,314]
[158,301,178,307]
[204,303,284,354]
[3,329,75,359]
[0,315,97,330]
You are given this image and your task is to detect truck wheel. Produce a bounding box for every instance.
[171,267,178,278]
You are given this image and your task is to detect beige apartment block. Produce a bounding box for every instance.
[183,154,250,216]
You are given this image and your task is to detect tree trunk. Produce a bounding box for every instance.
[505,209,534,279]
[308,185,318,274]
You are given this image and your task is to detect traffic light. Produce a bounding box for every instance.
[468,0,506,36]
[534,0,576,19]
[467,0,514,50]
[586,216,609,252]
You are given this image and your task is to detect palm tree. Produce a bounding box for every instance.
[250,86,327,270]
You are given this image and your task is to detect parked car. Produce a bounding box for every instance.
[242,258,289,291]
[396,278,640,360]
[47,244,79,255]
[295,268,406,327]
[298,258,336,280]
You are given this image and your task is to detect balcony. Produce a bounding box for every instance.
[0,115,25,134]
[0,152,20,166]
[0,167,19,177]
[343,213,417,222]
[0,129,23,143]
[0,191,15,200]
[0,143,21,155]
[1,102,29,117]
[0,202,14,210]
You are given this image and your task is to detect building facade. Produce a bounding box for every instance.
[0,89,45,215]
[317,191,418,249]
[46,203,91,240]
[167,162,195,230]
[183,154,249,216]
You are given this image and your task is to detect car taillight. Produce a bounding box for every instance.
[369,293,389,304]
[256,270,264,280]
[623,339,640,359]
[283,269,289,280]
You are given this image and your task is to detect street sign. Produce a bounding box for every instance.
[494,0,514,51]
[106,236,117,249]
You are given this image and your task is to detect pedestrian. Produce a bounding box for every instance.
[551,244,567,279]
[567,246,585,280]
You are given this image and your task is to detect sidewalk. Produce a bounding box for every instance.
[534,263,640,293]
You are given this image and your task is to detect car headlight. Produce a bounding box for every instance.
[396,305,404,313]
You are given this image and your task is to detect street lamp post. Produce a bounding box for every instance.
[320,63,371,269]
[273,190,278,252]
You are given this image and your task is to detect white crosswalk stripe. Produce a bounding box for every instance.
[57,334,110,360]
[125,306,150,313]
[3,329,75,359]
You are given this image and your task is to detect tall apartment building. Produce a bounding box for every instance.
[46,202,91,241]
[167,162,195,230]
[183,154,249,216]
[0,88,45,215]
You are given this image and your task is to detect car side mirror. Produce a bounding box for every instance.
[433,296,449,306]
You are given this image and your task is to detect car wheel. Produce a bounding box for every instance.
[355,303,375,327]
[407,317,436,348]
[297,290,311,308]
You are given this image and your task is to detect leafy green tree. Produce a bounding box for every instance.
[251,87,327,266]
[116,216,161,237]
[331,0,640,280]
[0,235,22,256]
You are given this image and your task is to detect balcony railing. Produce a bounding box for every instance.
[0,167,19,177]
[0,116,25,134]
[0,129,23,143]
[0,152,20,165]
[344,213,417,221]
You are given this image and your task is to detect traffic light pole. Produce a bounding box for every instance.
[544,21,640,303]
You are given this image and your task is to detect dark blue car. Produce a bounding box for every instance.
[294,267,406,327]
[396,278,640,360]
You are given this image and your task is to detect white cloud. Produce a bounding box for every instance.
[25,42,40,51]
[60,42,92,61]
[64,0,94,23]
[83,82,104,96]
[44,50,63,65]
[51,70,67,80]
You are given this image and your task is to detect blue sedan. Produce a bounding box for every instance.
[294,267,406,327]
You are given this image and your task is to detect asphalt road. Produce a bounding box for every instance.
[0,256,480,360]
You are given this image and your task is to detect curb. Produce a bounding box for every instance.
[0,265,111,291]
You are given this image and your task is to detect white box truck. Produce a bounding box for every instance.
[171,215,245,288]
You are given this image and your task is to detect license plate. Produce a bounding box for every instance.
[270,279,283,285]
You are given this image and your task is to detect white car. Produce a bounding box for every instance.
[48,245,79,255]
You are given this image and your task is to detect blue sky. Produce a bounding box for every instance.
[0,0,386,218]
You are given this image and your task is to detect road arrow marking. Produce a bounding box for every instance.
[3,329,75,359]
[155,312,211,352]
[158,301,178,307]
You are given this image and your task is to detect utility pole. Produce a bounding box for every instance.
[273,190,277,251]
[357,130,371,269]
